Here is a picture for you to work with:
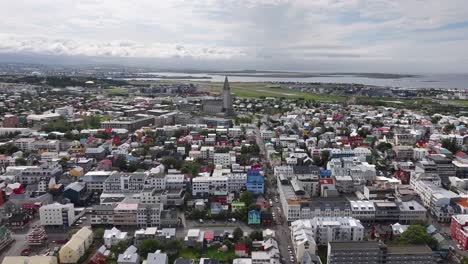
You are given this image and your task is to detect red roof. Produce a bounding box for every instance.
[88,252,106,264]
[100,159,112,165]
[320,178,334,185]
[204,231,214,240]
[256,201,269,208]
[235,243,248,251]
[456,152,467,157]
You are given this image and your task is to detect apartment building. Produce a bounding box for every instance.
[103,172,146,193]
[39,203,75,227]
[59,227,93,264]
[291,217,364,246]
[192,176,228,197]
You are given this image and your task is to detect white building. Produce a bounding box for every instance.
[213,153,233,168]
[39,203,75,227]
[350,200,376,221]
[291,217,364,246]
[192,176,228,196]
[103,227,128,248]
[290,221,317,262]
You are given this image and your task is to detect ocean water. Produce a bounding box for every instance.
[130,72,468,90]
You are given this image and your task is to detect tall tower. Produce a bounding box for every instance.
[222,76,234,116]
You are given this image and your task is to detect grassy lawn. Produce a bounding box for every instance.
[180,248,200,259]
[104,86,128,94]
[204,247,236,262]
[179,247,236,263]
[196,81,345,101]
[317,246,328,264]
[449,99,468,106]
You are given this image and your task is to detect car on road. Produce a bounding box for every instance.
[199,219,204,224]
[53,239,68,244]
[21,248,31,256]
[211,219,216,223]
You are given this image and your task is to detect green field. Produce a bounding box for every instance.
[104,86,128,94]
[449,99,468,106]
[196,81,345,101]
[179,247,236,263]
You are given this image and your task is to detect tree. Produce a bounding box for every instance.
[441,138,460,153]
[138,239,162,257]
[249,230,263,241]
[15,157,27,166]
[240,191,255,206]
[399,225,438,249]
[110,240,129,257]
[114,155,128,171]
[233,227,243,242]
[376,142,393,153]
[94,227,105,239]
[444,123,455,133]
[357,128,370,138]
[0,143,19,155]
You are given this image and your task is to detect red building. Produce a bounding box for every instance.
[2,114,19,128]
[27,225,47,246]
[88,252,106,264]
[212,191,228,204]
[451,215,468,249]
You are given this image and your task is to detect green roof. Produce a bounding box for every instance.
[0,226,10,239]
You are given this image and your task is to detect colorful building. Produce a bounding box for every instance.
[248,210,261,225]
[246,169,264,194]
[451,214,468,250]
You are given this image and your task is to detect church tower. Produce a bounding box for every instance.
[222,76,234,116]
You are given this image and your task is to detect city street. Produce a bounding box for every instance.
[254,124,295,264]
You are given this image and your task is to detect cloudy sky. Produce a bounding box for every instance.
[1,0,468,72]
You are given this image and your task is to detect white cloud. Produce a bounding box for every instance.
[0,0,467,71]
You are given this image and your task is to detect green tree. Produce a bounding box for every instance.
[233,227,243,242]
[94,227,105,239]
[441,138,460,153]
[399,225,438,249]
[240,191,255,206]
[138,239,162,257]
[0,143,19,155]
[114,155,128,171]
[376,142,393,152]
[15,157,27,166]
[249,230,263,241]
[110,240,129,257]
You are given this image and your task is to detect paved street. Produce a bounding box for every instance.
[254,124,295,264]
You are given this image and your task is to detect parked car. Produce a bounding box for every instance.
[21,248,31,256]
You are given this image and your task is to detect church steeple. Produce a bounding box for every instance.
[222,76,234,116]
[223,76,230,91]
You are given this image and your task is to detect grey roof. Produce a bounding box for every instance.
[145,251,168,264]
[65,182,86,192]
[329,241,384,250]
[160,209,177,219]
[81,175,108,183]
[85,147,105,154]
[386,245,432,254]
[117,245,139,263]
[300,199,350,210]
[174,258,194,264]
[293,165,320,174]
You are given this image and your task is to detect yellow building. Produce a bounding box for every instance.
[69,166,84,177]
[59,226,93,264]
